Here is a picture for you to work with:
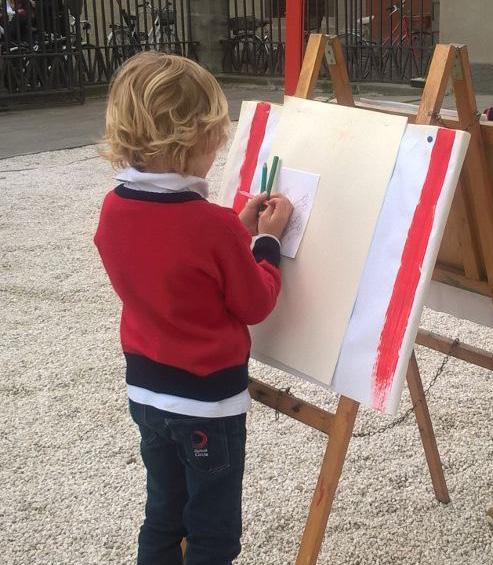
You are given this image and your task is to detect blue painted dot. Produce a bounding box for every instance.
[427,136,433,143]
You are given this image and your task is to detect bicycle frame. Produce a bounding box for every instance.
[381,2,411,48]
[108,1,180,54]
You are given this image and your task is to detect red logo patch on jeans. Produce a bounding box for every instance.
[192,431,208,457]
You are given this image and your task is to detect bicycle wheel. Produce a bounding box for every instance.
[336,33,376,81]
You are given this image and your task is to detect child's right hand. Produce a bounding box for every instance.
[258,193,294,240]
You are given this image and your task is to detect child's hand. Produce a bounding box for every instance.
[238,193,269,236]
[258,194,294,240]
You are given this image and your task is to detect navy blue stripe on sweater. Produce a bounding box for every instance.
[125,353,249,401]
[114,185,205,203]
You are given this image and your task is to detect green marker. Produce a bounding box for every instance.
[266,155,279,198]
[260,163,268,193]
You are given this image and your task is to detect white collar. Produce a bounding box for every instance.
[115,168,209,198]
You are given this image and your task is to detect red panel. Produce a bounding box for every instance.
[285,0,305,95]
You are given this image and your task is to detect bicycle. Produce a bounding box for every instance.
[374,1,433,81]
[107,0,181,71]
[223,16,283,75]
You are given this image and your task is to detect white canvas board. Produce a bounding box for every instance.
[276,167,320,258]
[250,96,408,386]
[332,125,470,414]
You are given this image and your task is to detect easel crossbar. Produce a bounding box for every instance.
[249,377,334,435]
[416,329,493,371]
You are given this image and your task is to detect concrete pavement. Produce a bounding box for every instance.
[1,82,492,160]
[0,85,284,160]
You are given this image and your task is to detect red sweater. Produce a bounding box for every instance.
[94,186,281,401]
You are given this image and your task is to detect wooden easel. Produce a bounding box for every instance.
[248,35,493,564]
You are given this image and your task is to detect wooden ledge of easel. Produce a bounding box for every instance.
[432,266,491,297]
[355,99,493,145]
[249,377,334,435]
[416,329,493,371]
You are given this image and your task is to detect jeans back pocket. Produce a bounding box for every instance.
[172,418,230,475]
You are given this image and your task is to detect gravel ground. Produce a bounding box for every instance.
[1,140,492,565]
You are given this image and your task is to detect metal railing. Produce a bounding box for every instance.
[221,0,437,82]
[0,0,197,103]
[79,0,198,85]
[0,0,84,100]
[317,0,436,82]
[0,0,437,107]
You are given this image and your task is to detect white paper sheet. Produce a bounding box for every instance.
[276,167,320,258]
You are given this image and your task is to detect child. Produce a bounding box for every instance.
[94,52,293,565]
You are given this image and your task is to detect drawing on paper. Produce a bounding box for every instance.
[276,167,320,258]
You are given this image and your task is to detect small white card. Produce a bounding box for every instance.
[277,167,320,258]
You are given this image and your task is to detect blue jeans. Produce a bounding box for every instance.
[129,400,246,565]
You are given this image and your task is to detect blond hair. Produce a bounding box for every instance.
[101,52,230,173]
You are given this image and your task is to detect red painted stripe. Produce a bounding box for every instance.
[232,102,271,213]
[372,128,456,410]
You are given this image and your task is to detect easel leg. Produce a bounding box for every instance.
[295,396,359,565]
[406,351,450,503]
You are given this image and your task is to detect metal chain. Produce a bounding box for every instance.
[352,339,460,438]
[271,339,460,436]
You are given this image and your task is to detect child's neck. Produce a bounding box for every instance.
[141,164,204,179]
[142,152,215,179]
[142,158,179,175]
